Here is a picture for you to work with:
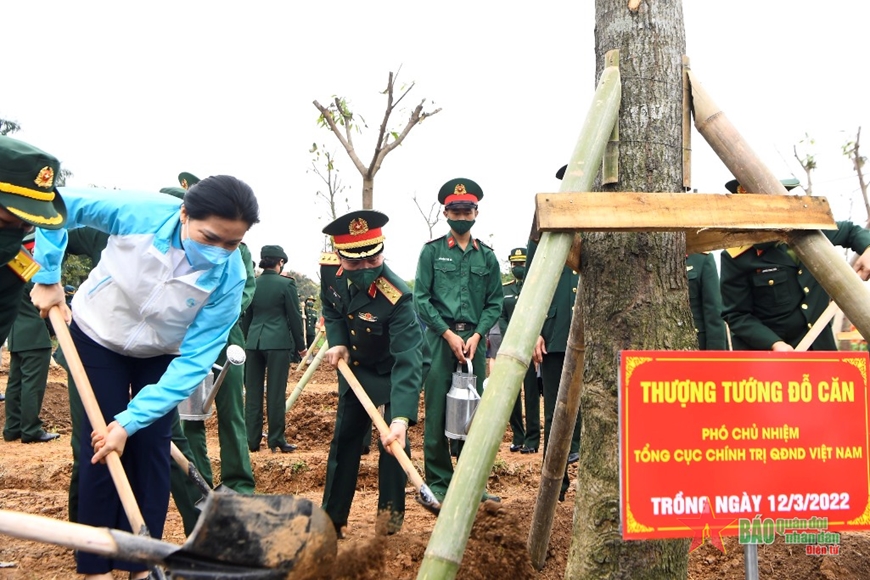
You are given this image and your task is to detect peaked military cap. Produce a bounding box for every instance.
[438,178,483,208]
[159,186,186,200]
[178,171,201,190]
[260,244,288,262]
[0,135,66,229]
[508,247,527,262]
[724,177,800,194]
[323,209,389,260]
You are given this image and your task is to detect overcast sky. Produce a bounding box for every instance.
[5,1,869,281]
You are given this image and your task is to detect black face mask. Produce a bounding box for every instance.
[0,227,27,265]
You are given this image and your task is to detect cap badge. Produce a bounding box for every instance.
[34,166,55,188]
[349,218,369,236]
[453,184,466,194]
[514,249,522,256]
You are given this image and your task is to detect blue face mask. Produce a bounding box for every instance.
[182,222,233,270]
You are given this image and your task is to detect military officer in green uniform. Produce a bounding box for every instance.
[414,178,503,502]
[686,253,727,350]
[0,135,66,348]
[4,235,59,444]
[174,172,256,495]
[244,244,306,453]
[320,210,424,536]
[502,247,541,454]
[304,296,319,347]
[721,178,870,351]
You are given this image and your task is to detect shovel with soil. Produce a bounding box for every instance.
[0,307,338,578]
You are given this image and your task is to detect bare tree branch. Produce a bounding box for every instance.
[313,99,368,175]
[412,192,442,240]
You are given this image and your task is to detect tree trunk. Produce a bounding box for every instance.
[363,177,374,209]
[565,1,694,578]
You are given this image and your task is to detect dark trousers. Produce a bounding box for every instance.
[422,328,486,499]
[245,348,292,450]
[508,365,541,449]
[322,392,407,531]
[3,347,50,441]
[71,322,175,575]
[181,323,255,493]
[541,352,581,494]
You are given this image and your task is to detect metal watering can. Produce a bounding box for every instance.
[444,359,480,440]
[178,344,246,420]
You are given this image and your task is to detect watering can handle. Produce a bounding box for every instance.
[456,358,473,378]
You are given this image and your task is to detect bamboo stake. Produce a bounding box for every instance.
[285,338,329,413]
[417,49,622,580]
[49,307,149,537]
[297,328,324,374]
[528,271,585,569]
[688,70,870,341]
[682,55,692,190]
[795,301,839,352]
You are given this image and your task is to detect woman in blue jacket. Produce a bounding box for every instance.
[30,176,259,580]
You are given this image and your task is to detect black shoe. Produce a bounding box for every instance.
[360,446,371,455]
[559,491,566,502]
[272,443,297,454]
[509,444,523,452]
[248,446,260,453]
[22,431,60,444]
[520,447,538,454]
[567,452,580,464]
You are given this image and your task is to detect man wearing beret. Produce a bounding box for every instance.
[721,178,870,351]
[501,247,541,454]
[243,244,306,453]
[0,135,66,347]
[320,210,424,536]
[414,178,503,502]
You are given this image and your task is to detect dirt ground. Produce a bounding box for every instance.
[1,352,869,579]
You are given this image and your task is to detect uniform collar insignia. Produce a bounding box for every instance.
[447,236,455,248]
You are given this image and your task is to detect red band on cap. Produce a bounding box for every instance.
[333,227,384,248]
[444,193,478,205]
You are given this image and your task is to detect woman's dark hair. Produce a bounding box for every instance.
[259,256,282,269]
[183,175,260,227]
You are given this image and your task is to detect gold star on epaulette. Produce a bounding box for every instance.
[319,252,340,266]
[375,276,402,305]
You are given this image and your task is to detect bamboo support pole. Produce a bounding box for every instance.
[528,271,585,569]
[602,50,621,185]
[417,49,622,580]
[682,56,692,190]
[688,70,870,342]
[297,328,324,374]
[285,338,329,413]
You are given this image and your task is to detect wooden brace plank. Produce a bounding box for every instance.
[535,191,837,233]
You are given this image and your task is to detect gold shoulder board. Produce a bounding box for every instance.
[725,245,752,258]
[375,276,402,305]
[319,252,340,266]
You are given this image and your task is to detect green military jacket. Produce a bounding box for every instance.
[413,234,503,339]
[686,253,727,350]
[0,229,29,345]
[237,242,256,320]
[499,278,522,335]
[321,259,423,423]
[721,221,870,350]
[7,281,52,352]
[305,304,318,339]
[243,270,304,352]
[527,240,579,353]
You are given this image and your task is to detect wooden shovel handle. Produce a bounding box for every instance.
[336,359,426,490]
[795,301,840,352]
[48,306,149,536]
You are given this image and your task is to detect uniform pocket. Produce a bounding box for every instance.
[433,261,458,295]
[751,269,790,312]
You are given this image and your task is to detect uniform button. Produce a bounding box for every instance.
[353,360,359,366]
[366,328,371,333]
[801,304,808,310]
[352,345,357,350]
[768,280,774,286]
[573,288,577,293]
[348,314,354,320]
[804,287,810,293]
[798,269,803,275]
[807,323,813,329]
[351,330,356,335]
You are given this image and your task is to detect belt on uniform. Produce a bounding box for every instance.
[451,322,472,332]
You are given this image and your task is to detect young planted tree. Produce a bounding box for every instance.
[308,143,349,223]
[566,1,694,578]
[313,68,441,209]
[411,191,442,240]
[793,133,816,195]
[843,127,869,225]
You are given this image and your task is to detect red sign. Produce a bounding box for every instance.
[619,351,870,540]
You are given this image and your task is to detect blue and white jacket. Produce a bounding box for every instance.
[33,187,246,436]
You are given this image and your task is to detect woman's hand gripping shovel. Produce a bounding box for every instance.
[42,306,338,579]
[336,359,441,515]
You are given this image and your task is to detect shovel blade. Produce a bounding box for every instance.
[184,494,336,578]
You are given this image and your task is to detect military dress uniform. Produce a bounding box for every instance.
[721,225,870,350]
[0,136,66,347]
[686,253,727,350]
[320,210,424,533]
[502,247,541,453]
[3,279,57,443]
[243,245,306,452]
[181,241,256,493]
[414,178,503,501]
[304,297,318,347]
